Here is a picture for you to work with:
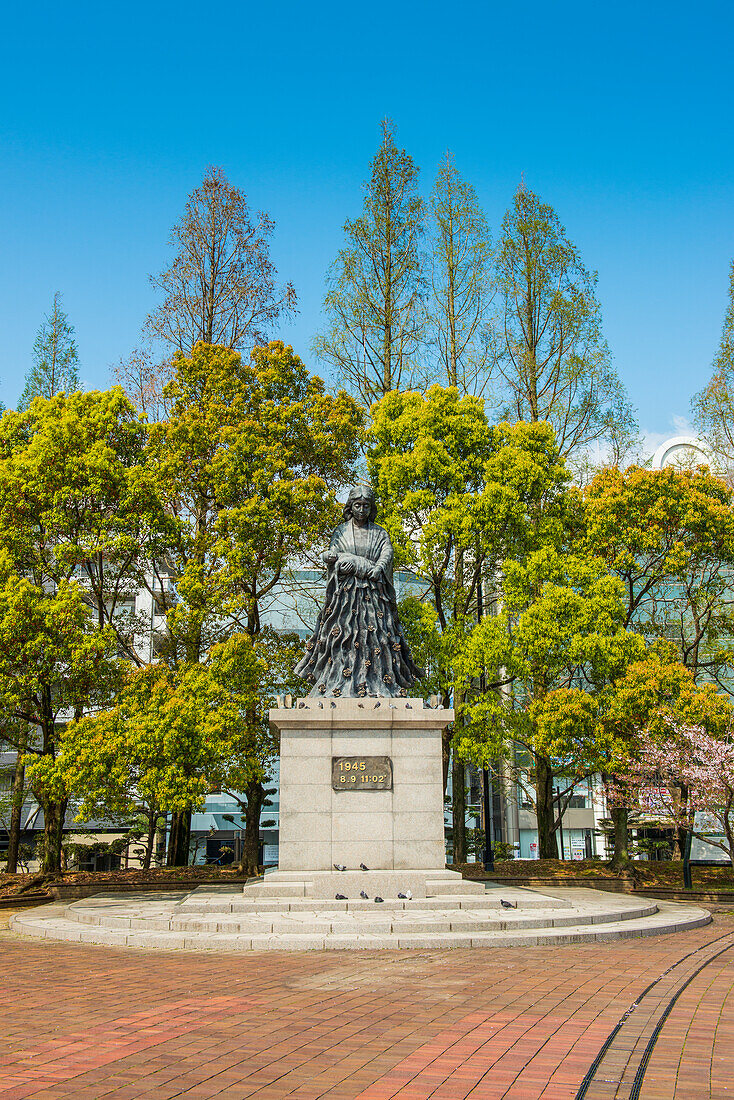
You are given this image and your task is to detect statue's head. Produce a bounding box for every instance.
[342,485,377,523]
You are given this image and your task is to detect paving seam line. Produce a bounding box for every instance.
[574,929,734,1100]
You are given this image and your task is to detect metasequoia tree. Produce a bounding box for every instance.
[693,259,734,480]
[147,341,362,863]
[146,166,296,356]
[493,184,637,465]
[316,119,425,405]
[18,293,79,410]
[428,152,494,394]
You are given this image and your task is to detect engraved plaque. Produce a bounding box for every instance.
[332,756,393,791]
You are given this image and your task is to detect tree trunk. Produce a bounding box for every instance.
[608,805,631,870]
[239,781,265,877]
[6,741,27,874]
[441,727,452,795]
[41,796,67,874]
[535,757,558,859]
[142,810,158,871]
[452,754,467,864]
[166,809,191,866]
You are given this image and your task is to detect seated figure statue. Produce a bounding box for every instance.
[294,486,423,698]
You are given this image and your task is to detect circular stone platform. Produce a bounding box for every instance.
[10,884,711,951]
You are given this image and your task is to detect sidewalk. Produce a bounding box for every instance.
[2,912,733,1099]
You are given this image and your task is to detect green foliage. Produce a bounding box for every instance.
[456,546,643,772]
[37,661,227,827]
[584,464,734,688]
[149,340,363,663]
[0,386,164,661]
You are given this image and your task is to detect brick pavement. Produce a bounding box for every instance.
[1,915,734,1099]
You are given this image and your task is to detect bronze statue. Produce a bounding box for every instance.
[295,487,423,697]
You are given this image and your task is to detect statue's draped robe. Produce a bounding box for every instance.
[295,520,423,698]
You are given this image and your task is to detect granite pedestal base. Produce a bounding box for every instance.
[270,698,452,874]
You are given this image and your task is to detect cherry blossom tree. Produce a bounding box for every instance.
[619,722,734,868]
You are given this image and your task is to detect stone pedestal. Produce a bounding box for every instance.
[271,698,452,874]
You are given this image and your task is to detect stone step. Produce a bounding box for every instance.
[64,900,659,936]
[167,905,661,936]
[241,869,486,900]
[10,899,711,951]
[178,894,571,914]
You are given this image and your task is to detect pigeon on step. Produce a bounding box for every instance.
[359,862,369,871]
[374,896,384,903]
[335,893,348,901]
[360,890,369,900]
[334,863,347,871]
[397,890,413,900]
[500,899,517,909]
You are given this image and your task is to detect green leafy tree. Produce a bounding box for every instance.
[428,152,494,394]
[36,661,229,872]
[0,388,166,664]
[493,184,637,466]
[0,719,31,873]
[18,293,80,410]
[147,340,362,862]
[316,119,426,404]
[48,630,303,875]
[0,557,120,873]
[206,631,304,874]
[692,259,734,479]
[368,388,570,858]
[456,547,643,858]
[583,464,734,688]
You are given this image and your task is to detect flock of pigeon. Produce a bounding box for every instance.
[332,862,411,903]
[331,863,518,909]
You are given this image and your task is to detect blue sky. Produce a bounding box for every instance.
[1,0,732,450]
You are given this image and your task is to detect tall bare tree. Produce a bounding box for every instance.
[316,119,425,405]
[146,165,297,357]
[692,259,734,481]
[112,347,173,423]
[428,152,494,395]
[18,292,79,410]
[493,184,637,465]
